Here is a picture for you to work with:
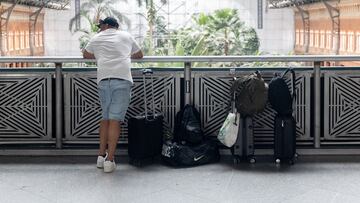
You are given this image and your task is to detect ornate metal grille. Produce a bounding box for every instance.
[0,72,52,141]
[63,69,181,143]
[193,69,312,145]
[324,72,360,142]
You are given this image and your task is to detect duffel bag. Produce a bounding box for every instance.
[161,140,220,167]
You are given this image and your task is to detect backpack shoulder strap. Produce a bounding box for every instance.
[281,68,296,100]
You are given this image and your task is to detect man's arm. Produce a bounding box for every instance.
[131,50,143,59]
[83,50,95,59]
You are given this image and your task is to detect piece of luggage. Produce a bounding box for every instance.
[232,116,256,164]
[218,89,239,147]
[274,115,297,164]
[268,68,296,116]
[217,111,240,147]
[128,69,164,166]
[161,140,220,167]
[230,71,268,117]
[173,104,204,145]
[270,68,298,164]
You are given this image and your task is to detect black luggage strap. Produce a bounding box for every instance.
[231,77,238,125]
[281,68,296,102]
[281,68,296,117]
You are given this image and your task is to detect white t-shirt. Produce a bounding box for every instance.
[85,29,141,84]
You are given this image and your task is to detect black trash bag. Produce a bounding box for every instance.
[173,104,204,145]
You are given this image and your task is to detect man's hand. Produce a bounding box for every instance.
[131,50,143,59]
[83,50,95,59]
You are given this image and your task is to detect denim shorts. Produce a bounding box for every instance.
[98,78,132,121]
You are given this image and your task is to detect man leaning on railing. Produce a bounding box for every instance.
[82,17,143,173]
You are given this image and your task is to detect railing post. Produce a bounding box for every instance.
[314,61,321,148]
[55,62,63,149]
[184,62,192,105]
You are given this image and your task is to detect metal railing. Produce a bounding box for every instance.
[1,55,360,155]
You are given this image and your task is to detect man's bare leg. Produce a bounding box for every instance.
[99,120,109,156]
[107,120,121,161]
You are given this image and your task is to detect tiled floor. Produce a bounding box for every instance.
[1,155,360,203]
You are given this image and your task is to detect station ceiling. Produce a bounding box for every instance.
[268,0,325,8]
[0,0,70,10]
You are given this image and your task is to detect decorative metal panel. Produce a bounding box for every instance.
[324,72,360,141]
[0,73,52,141]
[64,72,101,140]
[64,70,181,143]
[193,69,311,145]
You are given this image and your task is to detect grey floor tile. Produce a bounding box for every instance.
[1,155,360,203]
[0,183,55,203]
[129,189,217,203]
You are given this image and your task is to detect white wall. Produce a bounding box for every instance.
[44,1,81,56]
[43,0,294,56]
[44,0,144,56]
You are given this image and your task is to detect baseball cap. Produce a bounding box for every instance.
[97,17,119,28]
[96,19,104,28]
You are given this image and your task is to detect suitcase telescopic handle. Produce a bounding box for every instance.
[142,68,156,120]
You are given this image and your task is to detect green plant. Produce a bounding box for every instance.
[69,0,129,50]
[136,0,168,55]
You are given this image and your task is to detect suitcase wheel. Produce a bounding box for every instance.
[249,157,256,164]
[275,158,296,165]
[233,156,241,164]
[129,159,143,167]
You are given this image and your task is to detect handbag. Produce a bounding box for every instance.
[217,111,240,147]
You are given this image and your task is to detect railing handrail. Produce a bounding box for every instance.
[1,55,360,63]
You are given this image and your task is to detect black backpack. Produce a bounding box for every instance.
[161,140,220,167]
[268,68,296,116]
[173,104,204,145]
[230,71,268,117]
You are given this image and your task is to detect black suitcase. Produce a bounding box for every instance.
[272,68,298,164]
[232,116,256,164]
[128,69,164,166]
[274,115,297,164]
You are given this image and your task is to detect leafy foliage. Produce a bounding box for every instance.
[69,0,129,50]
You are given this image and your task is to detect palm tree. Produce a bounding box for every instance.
[206,9,244,56]
[136,0,167,55]
[76,13,103,50]
[69,0,130,33]
[69,0,130,49]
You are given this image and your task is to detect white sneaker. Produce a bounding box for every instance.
[96,152,108,168]
[103,160,116,173]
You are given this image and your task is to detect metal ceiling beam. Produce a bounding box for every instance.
[268,0,323,8]
[0,0,19,56]
[322,0,340,55]
[29,1,48,56]
[0,0,70,10]
[295,2,310,53]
